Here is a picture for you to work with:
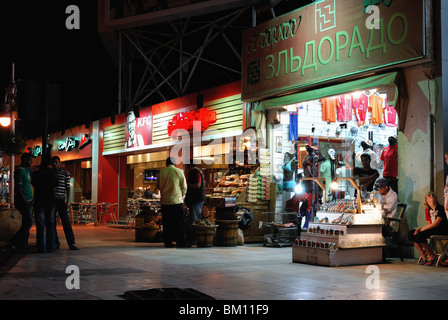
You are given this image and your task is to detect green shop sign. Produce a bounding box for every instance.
[241,0,429,102]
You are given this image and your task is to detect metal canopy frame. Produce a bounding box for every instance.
[118,6,251,114]
[103,0,314,115]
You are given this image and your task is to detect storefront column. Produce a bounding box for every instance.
[442,1,448,175]
[91,120,100,203]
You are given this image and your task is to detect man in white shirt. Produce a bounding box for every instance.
[374,178,398,228]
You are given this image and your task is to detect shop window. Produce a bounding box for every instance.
[271,88,398,220]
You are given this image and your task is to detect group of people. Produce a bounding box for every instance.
[11,153,79,253]
[353,139,448,266]
[406,152,448,266]
[156,157,206,248]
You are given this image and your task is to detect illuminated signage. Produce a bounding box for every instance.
[241,0,427,101]
[125,108,153,148]
[167,108,217,136]
[78,134,92,150]
[57,134,92,152]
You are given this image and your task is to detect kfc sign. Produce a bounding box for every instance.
[125,108,153,148]
[167,108,217,136]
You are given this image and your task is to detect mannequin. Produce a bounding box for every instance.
[380,136,398,193]
[320,149,336,201]
[282,144,298,192]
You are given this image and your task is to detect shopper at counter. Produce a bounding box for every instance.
[156,157,187,248]
[152,189,161,200]
[185,165,206,245]
[373,178,398,229]
[408,192,448,266]
[354,153,379,192]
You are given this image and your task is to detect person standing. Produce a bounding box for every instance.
[31,154,56,253]
[11,153,34,252]
[185,165,206,245]
[156,157,187,248]
[51,156,79,250]
[380,136,398,193]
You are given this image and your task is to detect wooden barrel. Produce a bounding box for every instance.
[194,226,217,247]
[135,228,158,242]
[215,220,239,247]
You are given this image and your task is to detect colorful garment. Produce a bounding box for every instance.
[337,94,353,122]
[383,100,397,127]
[320,97,338,123]
[369,94,384,125]
[353,94,369,126]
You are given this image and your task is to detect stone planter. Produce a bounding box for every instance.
[0,209,22,242]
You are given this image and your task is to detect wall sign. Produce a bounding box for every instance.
[58,137,79,152]
[167,108,217,136]
[125,108,153,148]
[78,134,92,150]
[241,0,427,101]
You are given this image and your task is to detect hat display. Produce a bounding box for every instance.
[374,178,389,190]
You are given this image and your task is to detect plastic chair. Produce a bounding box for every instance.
[100,203,118,225]
[125,201,137,231]
[70,203,82,224]
[384,203,407,261]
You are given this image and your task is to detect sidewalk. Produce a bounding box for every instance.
[1,224,448,301]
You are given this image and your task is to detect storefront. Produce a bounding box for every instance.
[99,81,245,223]
[23,125,94,203]
[241,0,439,261]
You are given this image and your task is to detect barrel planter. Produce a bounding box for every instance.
[193,225,218,247]
[0,209,22,242]
[215,220,239,246]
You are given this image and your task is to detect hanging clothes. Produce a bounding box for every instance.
[383,99,397,127]
[320,97,338,123]
[289,112,299,141]
[338,94,353,122]
[353,94,369,126]
[369,94,384,125]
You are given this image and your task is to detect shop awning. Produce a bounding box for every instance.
[254,71,408,130]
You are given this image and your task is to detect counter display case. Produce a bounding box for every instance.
[292,201,386,266]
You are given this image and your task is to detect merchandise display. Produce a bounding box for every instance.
[292,200,386,266]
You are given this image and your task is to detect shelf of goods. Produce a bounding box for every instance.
[205,163,274,243]
[292,202,386,267]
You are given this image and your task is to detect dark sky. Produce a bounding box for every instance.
[0,1,117,138]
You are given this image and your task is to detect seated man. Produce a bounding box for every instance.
[373,178,398,229]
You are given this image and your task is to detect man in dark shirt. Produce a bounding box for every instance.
[31,154,56,253]
[354,153,379,192]
[52,156,79,250]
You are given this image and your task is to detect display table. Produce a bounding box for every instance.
[292,203,386,266]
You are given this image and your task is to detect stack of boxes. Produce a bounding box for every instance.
[247,149,271,202]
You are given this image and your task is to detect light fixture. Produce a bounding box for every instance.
[0,104,11,127]
[330,180,339,190]
[295,183,304,194]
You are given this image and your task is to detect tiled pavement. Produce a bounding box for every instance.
[1,224,447,302]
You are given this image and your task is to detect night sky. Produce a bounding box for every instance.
[0,1,117,139]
